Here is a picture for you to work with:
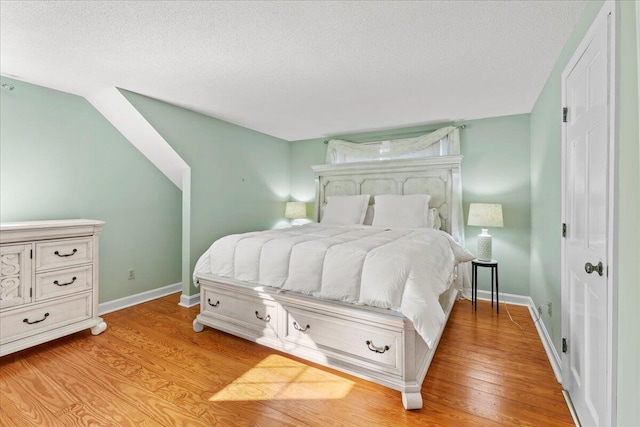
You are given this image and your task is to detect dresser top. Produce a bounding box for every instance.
[0,219,105,244]
[1,219,105,231]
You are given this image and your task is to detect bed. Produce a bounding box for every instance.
[192,155,472,409]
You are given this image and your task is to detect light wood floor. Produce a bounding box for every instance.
[0,294,574,426]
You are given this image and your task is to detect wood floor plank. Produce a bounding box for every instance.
[56,401,124,427]
[101,302,410,427]
[0,294,574,426]
[0,353,83,416]
[424,379,574,427]
[24,342,174,427]
[45,343,213,427]
[431,358,565,403]
[0,367,67,427]
[82,302,327,427]
[65,333,302,427]
[0,409,21,427]
[427,362,571,417]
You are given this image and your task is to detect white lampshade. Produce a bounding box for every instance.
[467,203,503,261]
[285,202,306,219]
[467,203,504,228]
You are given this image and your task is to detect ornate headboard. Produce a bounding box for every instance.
[311,156,463,235]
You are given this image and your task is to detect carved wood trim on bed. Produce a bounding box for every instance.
[312,156,462,234]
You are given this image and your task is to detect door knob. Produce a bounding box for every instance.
[585,261,604,276]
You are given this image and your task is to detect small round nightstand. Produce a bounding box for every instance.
[471,259,499,313]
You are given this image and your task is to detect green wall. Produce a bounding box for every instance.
[529,0,604,360]
[0,77,182,302]
[120,90,291,295]
[613,2,639,425]
[530,1,639,425]
[290,114,531,296]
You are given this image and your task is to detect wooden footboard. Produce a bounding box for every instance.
[193,274,457,410]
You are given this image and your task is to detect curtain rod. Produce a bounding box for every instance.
[323,124,466,144]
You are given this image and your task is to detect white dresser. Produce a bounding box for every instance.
[0,219,106,356]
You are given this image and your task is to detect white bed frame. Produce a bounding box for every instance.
[193,156,463,410]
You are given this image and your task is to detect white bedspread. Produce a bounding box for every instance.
[193,224,473,347]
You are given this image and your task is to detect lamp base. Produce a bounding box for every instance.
[477,229,492,261]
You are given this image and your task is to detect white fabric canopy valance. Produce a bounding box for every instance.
[325,126,460,164]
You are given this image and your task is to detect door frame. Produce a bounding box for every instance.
[560,0,618,425]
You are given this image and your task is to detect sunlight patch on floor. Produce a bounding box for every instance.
[209,354,354,401]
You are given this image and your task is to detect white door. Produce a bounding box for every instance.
[561,6,613,427]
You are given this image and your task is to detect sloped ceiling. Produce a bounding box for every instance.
[0,1,585,141]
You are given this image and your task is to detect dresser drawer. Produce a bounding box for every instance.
[35,265,92,301]
[201,286,278,337]
[283,305,402,375]
[0,292,92,344]
[35,238,93,271]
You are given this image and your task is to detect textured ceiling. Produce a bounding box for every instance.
[0,1,585,141]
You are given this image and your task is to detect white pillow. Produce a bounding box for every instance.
[363,205,375,225]
[321,195,371,225]
[426,208,442,230]
[372,194,431,228]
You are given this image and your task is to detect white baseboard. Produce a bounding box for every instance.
[527,302,563,383]
[476,289,531,306]
[98,282,182,315]
[179,292,200,308]
[475,290,563,384]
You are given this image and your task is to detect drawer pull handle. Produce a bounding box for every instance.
[366,340,390,354]
[54,249,77,258]
[207,298,220,307]
[23,313,50,325]
[293,321,310,332]
[54,277,77,287]
[255,311,271,323]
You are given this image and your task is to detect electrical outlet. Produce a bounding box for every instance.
[128,269,135,280]
[547,301,552,316]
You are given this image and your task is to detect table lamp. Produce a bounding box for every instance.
[285,201,307,225]
[467,203,503,261]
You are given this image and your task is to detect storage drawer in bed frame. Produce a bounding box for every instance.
[193,274,457,410]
